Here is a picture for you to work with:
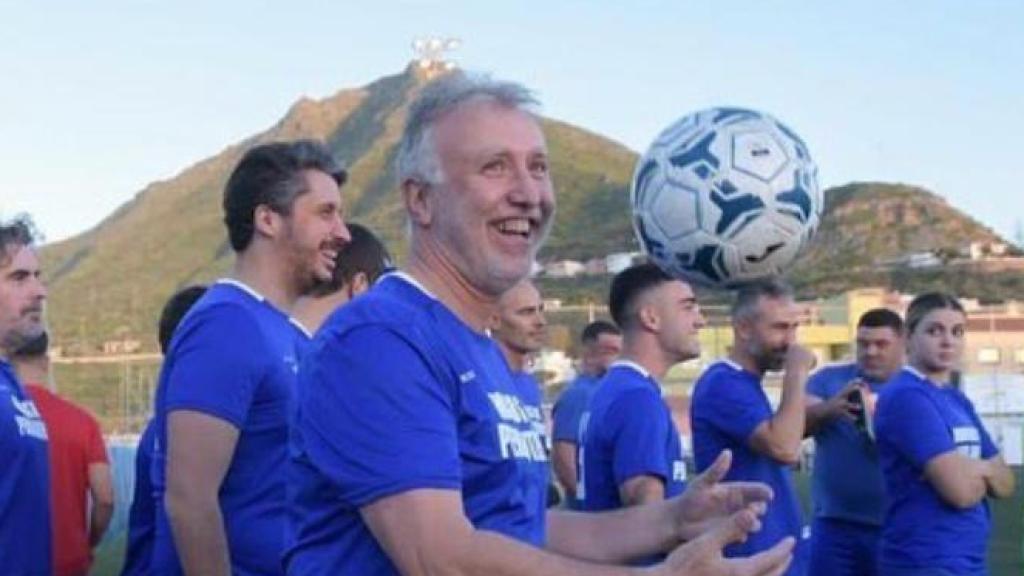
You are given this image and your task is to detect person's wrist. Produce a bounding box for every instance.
[786,361,811,376]
[980,459,994,480]
[666,493,692,545]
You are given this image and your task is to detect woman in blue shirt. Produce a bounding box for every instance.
[874,292,1016,576]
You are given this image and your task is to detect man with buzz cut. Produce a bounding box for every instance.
[803,308,904,576]
[150,140,350,575]
[490,278,551,509]
[286,71,794,576]
[691,280,817,576]
[552,319,622,506]
[578,262,705,518]
[0,216,51,576]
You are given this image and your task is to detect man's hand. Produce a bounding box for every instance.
[671,450,774,542]
[784,344,816,374]
[821,380,863,423]
[652,509,794,576]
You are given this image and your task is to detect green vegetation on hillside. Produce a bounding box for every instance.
[39,68,1020,355]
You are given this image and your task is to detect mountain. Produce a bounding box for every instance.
[787,182,1022,299]
[39,65,637,352]
[39,65,1018,353]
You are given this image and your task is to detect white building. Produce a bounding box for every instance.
[605,252,640,275]
[544,260,586,278]
[531,348,576,385]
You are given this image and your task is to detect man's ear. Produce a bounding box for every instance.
[733,315,753,342]
[349,272,370,297]
[402,178,433,227]
[253,204,283,240]
[486,311,502,333]
[637,303,659,332]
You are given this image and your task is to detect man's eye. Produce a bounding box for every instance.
[483,159,508,175]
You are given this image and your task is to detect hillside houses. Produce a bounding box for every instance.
[537,251,642,278]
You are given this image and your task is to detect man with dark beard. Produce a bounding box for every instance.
[0,216,51,575]
[150,140,350,575]
[690,280,816,576]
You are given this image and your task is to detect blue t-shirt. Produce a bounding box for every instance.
[578,362,686,511]
[513,370,552,504]
[513,370,551,456]
[150,280,308,576]
[806,362,887,526]
[875,367,999,575]
[552,374,601,442]
[121,420,157,576]
[0,360,51,576]
[691,360,806,576]
[285,273,550,575]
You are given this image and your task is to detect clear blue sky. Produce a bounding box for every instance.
[2,1,1022,243]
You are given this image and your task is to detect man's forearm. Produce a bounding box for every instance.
[367,490,650,576]
[984,456,1016,499]
[551,441,578,498]
[547,500,677,564]
[457,528,645,576]
[803,401,829,437]
[925,453,989,509]
[166,493,231,575]
[88,502,114,547]
[620,476,666,509]
[768,368,809,456]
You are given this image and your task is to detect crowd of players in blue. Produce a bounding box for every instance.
[0,71,1016,576]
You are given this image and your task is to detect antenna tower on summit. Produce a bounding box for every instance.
[412,37,461,77]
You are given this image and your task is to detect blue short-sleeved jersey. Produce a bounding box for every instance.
[578,362,686,511]
[691,360,806,576]
[121,420,157,576]
[512,370,551,513]
[0,360,51,576]
[285,273,550,575]
[150,280,308,576]
[806,362,887,526]
[552,374,600,442]
[513,370,550,455]
[875,367,999,576]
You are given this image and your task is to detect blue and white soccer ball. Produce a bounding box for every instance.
[631,107,821,289]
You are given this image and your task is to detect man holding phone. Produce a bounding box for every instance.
[803,308,904,576]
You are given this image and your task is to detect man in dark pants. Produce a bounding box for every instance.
[804,308,904,576]
[551,320,622,507]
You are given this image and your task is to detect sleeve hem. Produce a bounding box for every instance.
[166,402,245,430]
[350,478,462,508]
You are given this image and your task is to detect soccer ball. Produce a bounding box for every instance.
[631,107,821,289]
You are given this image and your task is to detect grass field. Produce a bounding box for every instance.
[90,469,1023,575]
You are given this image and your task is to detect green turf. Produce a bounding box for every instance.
[91,533,125,576]
[793,467,1022,575]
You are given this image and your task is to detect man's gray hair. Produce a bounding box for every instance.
[396,73,539,185]
[731,279,794,323]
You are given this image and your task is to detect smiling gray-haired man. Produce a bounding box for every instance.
[286,72,794,576]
